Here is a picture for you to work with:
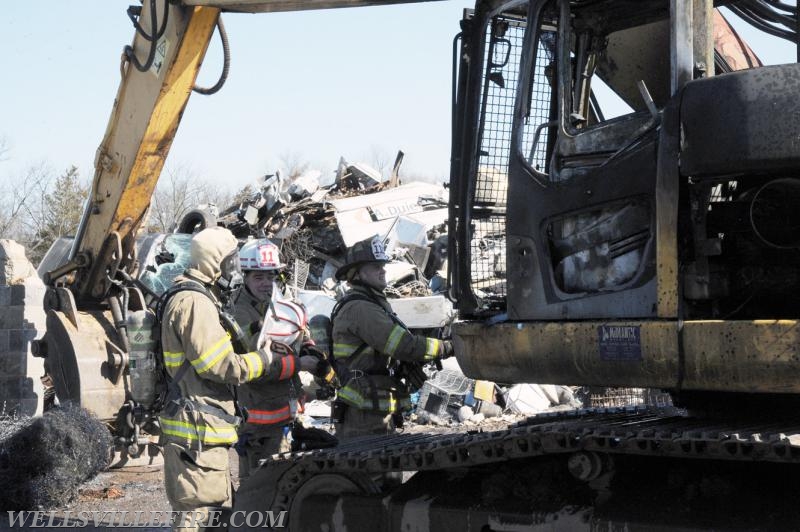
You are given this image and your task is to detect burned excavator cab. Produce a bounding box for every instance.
[449,0,800,395]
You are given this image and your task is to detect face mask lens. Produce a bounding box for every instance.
[220,251,243,290]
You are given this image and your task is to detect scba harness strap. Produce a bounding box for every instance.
[329,290,415,412]
[156,280,243,427]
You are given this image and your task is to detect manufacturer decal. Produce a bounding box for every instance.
[598,325,642,361]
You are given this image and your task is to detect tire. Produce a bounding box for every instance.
[175,209,217,234]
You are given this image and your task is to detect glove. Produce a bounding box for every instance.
[440,340,455,359]
[300,343,326,360]
[299,355,320,373]
[300,342,333,381]
[256,341,299,381]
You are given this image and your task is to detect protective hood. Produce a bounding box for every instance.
[184,226,238,285]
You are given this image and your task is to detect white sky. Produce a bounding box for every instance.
[0,2,796,192]
[1,1,474,189]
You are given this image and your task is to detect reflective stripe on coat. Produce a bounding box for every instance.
[158,280,277,448]
[331,285,445,414]
[233,287,305,433]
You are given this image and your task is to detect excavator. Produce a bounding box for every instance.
[32,0,800,529]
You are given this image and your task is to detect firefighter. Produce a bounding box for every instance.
[331,235,454,440]
[158,227,299,531]
[233,238,319,478]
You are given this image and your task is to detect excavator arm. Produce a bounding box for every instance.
[64,5,220,302]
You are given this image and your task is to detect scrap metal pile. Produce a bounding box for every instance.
[210,157,450,296]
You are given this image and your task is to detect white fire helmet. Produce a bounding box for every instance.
[257,292,308,349]
[239,238,283,271]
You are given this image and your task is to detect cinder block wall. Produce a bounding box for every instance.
[0,240,45,417]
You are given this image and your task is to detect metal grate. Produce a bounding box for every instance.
[521,31,556,176]
[469,15,526,300]
[468,14,555,302]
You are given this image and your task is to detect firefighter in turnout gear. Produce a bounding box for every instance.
[233,238,319,478]
[331,235,455,440]
[158,227,298,531]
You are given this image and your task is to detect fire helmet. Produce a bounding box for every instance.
[239,238,283,272]
[335,235,390,281]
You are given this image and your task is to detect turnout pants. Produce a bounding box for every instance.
[163,443,232,531]
[237,425,291,479]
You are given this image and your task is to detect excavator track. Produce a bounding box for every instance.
[240,405,800,523]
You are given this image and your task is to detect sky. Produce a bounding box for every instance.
[1,0,475,190]
[0,2,796,193]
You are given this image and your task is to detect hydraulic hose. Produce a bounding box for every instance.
[193,16,230,95]
[124,0,169,73]
[728,0,797,42]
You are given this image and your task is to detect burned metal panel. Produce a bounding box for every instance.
[452,320,679,388]
[559,112,654,157]
[671,0,695,94]
[507,142,660,319]
[503,0,662,320]
[682,320,800,393]
[655,99,680,318]
[594,20,672,111]
[680,63,800,177]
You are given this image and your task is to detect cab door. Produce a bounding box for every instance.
[505,0,675,320]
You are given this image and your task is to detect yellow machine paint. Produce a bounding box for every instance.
[455,320,800,394]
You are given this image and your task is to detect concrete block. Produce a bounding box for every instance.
[0,375,43,417]
[0,286,10,306]
[22,276,46,305]
[0,306,23,329]
[0,351,26,374]
[10,285,25,305]
[0,240,29,261]
[1,258,37,286]
[23,306,47,332]
[9,328,37,351]
[0,329,8,352]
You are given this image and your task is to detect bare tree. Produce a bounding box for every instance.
[146,166,234,233]
[368,145,393,179]
[229,184,255,208]
[0,136,10,163]
[0,162,53,242]
[21,165,89,265]
[278,151,309,181]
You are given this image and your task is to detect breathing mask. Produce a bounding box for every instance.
[217,248,244,297]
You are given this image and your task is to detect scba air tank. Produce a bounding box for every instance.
[126,310,159,408]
